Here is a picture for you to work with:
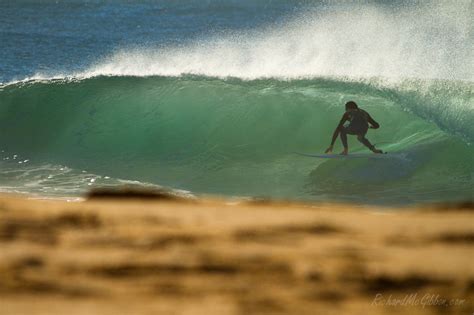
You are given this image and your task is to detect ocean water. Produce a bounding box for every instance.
[0,0,472,204]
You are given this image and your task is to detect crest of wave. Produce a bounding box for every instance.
[80,1,472,81]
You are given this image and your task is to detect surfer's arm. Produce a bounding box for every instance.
[325,114,348,153]
[367,114,380,129]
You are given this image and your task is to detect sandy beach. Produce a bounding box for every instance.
[0,192,472,315]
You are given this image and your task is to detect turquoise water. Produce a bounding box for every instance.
[0,1,472,204]
[1,76,472,203]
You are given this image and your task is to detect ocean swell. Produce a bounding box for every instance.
[0,76,472,203]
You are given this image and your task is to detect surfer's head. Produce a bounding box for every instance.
[345,101,358,111]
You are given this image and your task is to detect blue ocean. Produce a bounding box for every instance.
[0,0,472,204]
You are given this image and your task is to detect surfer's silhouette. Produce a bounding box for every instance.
[325,101,383,155]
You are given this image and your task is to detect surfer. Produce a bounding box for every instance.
[325,101,383,155]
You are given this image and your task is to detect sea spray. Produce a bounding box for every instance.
[74,2,472,81]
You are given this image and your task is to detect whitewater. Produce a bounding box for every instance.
[0,1,472,204]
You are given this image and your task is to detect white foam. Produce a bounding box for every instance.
[73,2,472,82]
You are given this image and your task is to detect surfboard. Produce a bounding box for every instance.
[294,152,404,160]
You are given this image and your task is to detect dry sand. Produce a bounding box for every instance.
[0,193,472,315]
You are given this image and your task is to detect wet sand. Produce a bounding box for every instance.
[0,193,472,315]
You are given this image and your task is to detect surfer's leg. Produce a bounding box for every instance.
[341,125,361,152]
[356,134,373,149]
[339,127,348,149]
[357,134,383,154]
[339,127,349,155]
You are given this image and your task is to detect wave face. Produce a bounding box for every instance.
[0,76,472,204]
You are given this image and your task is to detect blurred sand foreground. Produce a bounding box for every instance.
[0,192,472,315]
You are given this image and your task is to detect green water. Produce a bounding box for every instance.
[0,76,472,203]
